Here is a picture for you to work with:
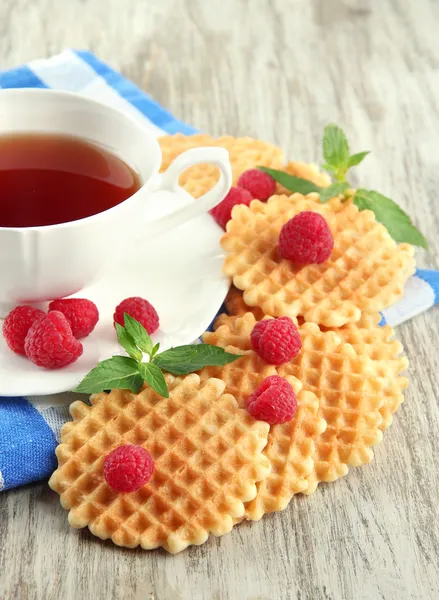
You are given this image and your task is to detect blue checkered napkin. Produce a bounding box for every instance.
[0,50,437,492]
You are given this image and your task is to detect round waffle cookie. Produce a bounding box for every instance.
[197,347,327,518]
[243,384,327,520]
[221,194,415,327]
[204,313,408,494]
[49,375,271,553]
[158,134,285,198]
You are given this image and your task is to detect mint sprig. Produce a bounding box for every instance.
[73,314,241,397]
[257,123,427,248]
[321,124,370,181]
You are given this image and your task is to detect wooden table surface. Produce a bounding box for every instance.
[0,1,438,599]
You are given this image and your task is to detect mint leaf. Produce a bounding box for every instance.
[322,124,350,174]
[347,151,370,168]
[153,345,242,375]
[319,182,350,203]
[321,163,338,177]
[151,343,160,359]
[74,356,143,394]
[124,313,153,354]
[138,362,169,398]
[354,189,428,248]
[258,166,321,195]
[115,323,142,362]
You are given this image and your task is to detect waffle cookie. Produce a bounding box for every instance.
[222,194,415,327]
[197,347,327,518]
[158,134,285,198]
[244,384,326,520]
[204,312,408,493]
[49,375,271,553]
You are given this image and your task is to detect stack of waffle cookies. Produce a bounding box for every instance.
[50,135,412,552]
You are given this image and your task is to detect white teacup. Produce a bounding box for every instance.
[0,89,232,317]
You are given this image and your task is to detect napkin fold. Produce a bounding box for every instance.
[0,50,437,492]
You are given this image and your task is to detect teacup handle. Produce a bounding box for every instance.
[148,147,232,236]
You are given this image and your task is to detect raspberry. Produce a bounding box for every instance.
[210,186,253,229]
[237,169,276,201]
[104,444,154,493]
[48,298,99,339]
[251,317,301,365]
[278,211,334,265]
[3,305,45,355]
[247,375,297,424]
[250,319,270,352]
[114,297,159,334]
[24,311,83,369]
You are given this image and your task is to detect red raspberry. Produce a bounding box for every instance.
[209,186,253,230]
[247,375,297,424]
[279,211,334,265]
[250,319,270,352]
[251,317,301,365]
[48,298,99,339]
[3,305,45,355]
[237,169,276,201]
[114,297,159,334]
[104,444,154,493]
[24,311,83,369]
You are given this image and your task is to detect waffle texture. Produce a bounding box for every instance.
[204,312,408,493]
[324,312,409,430]
[158,134,285,198]
[49,375,271,553]
[221,194,415,327]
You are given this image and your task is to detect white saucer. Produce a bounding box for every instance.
[0,192,229,397]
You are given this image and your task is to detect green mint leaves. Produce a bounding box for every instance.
[124,313,153,354]
[154,345,240,375]
[258,166,321,195]
[322,124,370,181]
[137,362,168,398]
[257,123,427,248]
[74,356,144,395]
[353,189,428,248]
[74,314,241,397]
[319,182,350,203]
[115,323,143,362]
[347,151,370,168]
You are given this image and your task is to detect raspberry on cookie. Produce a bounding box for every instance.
[251,317,302,365]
